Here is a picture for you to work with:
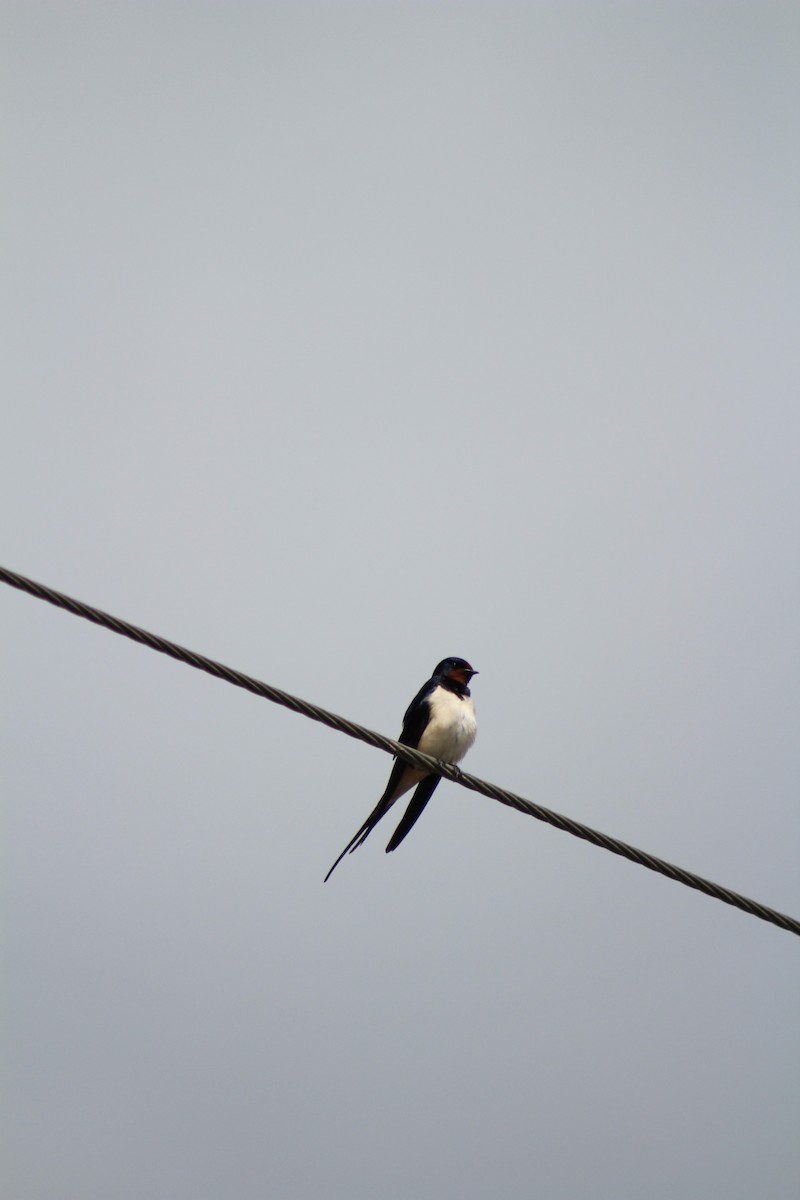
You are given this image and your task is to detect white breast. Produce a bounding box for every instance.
[418,686,477,764]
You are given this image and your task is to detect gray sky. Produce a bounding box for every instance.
[3,4,799,1198]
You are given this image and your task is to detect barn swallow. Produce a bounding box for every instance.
[324,658,478,881]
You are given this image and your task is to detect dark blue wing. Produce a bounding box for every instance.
[384,775,441,853]
[323,676,442,881]
[399,678,437,747]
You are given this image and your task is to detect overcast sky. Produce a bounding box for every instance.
[3,4,799,1198]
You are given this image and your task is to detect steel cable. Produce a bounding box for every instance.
[2,564,798,937]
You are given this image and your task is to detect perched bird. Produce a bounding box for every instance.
[324,657,478,881]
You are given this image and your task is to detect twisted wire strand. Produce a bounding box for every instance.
[2,564,798,938]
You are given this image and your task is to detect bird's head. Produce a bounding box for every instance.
[433,657,478,687]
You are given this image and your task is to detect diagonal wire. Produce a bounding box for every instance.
[2,563,798,938]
